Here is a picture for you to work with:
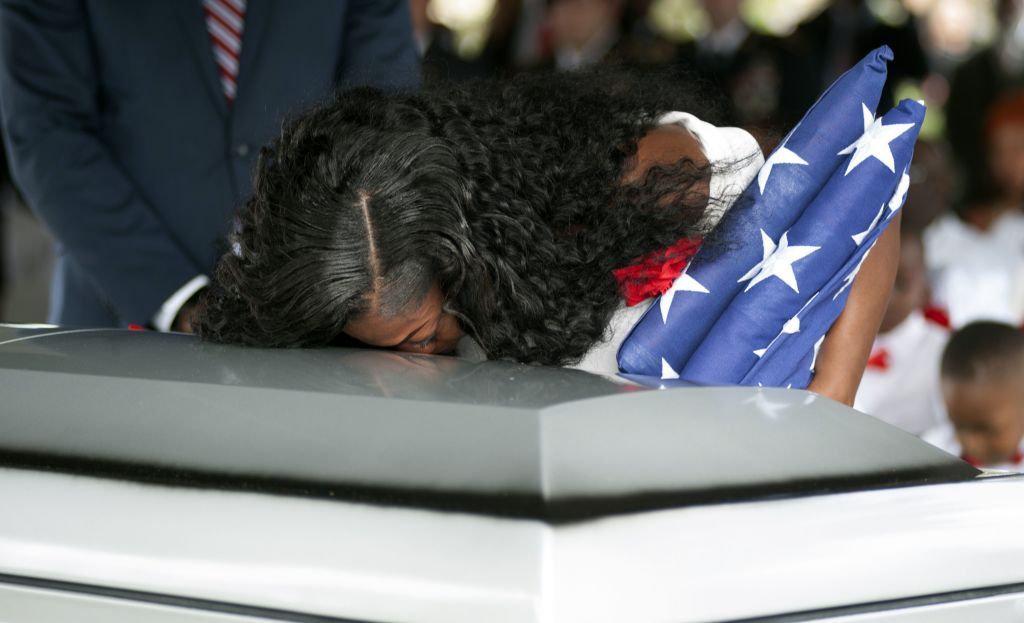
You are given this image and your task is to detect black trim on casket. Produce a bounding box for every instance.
[0,447,981,523]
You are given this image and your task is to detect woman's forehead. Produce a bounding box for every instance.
[343,286,443,346]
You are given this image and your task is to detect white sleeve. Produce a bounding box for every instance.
[655,111,764,227]
[152,275,210,332]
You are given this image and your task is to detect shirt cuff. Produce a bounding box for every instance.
[153,275,210,332]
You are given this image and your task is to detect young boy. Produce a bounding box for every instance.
[924,321,1024,471]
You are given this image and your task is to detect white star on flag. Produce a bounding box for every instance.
[888,169,911,213]
[753,314,800,358]
[758,141,808,194]
[614,49,926,391]
[739,230,820,294]
[782,315,801,334]
[852,203,885,245]
[659,268,709,322]
[661,358,680,380]
[838,103,915,175]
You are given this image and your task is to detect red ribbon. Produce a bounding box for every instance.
[612,238,703,307]
[865,348,890,371]
[922,305,951,329]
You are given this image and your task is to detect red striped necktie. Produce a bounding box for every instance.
[202,0,246,105]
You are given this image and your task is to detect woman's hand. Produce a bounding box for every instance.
[806,212,902,406]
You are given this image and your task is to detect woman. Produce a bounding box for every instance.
[198,69,897,406]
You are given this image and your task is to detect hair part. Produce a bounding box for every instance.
[199,66,729,364]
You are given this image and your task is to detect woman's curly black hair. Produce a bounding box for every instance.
[198,67,741,366]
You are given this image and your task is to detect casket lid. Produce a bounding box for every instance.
[0,324,978,521]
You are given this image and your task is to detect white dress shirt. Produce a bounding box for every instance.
[153,275,209,332]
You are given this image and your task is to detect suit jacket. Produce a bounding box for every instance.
[0,0,421,326]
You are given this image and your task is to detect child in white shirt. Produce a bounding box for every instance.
[924,91,1024,328]
[855,232,948,435]
[923,321,1024,471]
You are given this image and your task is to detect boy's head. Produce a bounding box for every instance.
[941,321,1024,467]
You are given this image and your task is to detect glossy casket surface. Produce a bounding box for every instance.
[1,325,1021,623]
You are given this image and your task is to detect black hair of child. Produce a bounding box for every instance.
[941,321,1024,381]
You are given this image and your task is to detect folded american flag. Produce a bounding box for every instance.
[617,46,923,389]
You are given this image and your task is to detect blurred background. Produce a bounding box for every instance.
[0,0,1019,328]
[2,0,1017,322]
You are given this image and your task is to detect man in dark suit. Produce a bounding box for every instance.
[0,0,420,329]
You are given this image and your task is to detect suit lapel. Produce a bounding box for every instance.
[173,0,228,119]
